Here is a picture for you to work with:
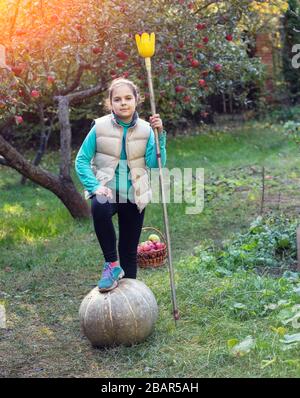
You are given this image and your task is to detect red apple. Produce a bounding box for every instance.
[196,23,206,30]
[15,115,23,124]
[190,59,200,68]
[226,34,233,41]
[116,61,124,68]
[214,64,222,72]
[168,63,176,74]
[31,90,40,98]
[175,85,185,93]
[203,37,209,44]
[116,50,128,61]
[11,65,24,76]
[198,79,206,87]
[92,47,102,55]
[51,15,59,23]
[183,95,191,103]
[47,76,55,84]
[202,70,209,77]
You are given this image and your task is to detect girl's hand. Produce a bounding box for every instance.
[93,186,113,199]
[149,114,164,134]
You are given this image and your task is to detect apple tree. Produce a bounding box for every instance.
[0,0,279,218]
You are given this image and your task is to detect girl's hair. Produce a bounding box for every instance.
[104,78,144,111]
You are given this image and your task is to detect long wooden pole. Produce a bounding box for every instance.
[144,57,179,324]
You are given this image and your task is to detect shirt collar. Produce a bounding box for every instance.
[111,110,139,128]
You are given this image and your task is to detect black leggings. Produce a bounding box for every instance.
[90,191,145,279]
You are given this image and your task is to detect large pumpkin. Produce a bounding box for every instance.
[79,278,158,347]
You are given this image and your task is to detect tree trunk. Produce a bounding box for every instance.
[0,133,90,218]
[0,80,108,219]
[20,104,53,185]
[222,92,227,113]
[229,90,233,114]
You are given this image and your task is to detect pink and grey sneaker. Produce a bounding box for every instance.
[98,261,125,293]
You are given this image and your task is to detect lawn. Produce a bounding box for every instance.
[1,119,300,377]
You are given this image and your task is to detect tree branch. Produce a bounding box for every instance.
[193,0,221,16]
[0,132,60,188]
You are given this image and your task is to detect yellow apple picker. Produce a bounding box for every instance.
[135,32,179,324]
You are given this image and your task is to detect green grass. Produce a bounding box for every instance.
[1,119,300,377]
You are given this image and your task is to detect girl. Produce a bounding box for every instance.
[75,78,167,292]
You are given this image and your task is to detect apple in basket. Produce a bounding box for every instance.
[148,234,160,243]
[142,240,152,250]
[137,242,144,252]
[143,243,152,251]
[138,242,152,252]
[155,242,166,250]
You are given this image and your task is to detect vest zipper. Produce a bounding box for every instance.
[126,127,137,203]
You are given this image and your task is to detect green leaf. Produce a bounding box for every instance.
[232,302,247,309]
[282,312,300,329]
[227,339,239,349]
[280,333,300,344]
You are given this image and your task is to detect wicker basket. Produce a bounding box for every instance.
[137,226,168,268]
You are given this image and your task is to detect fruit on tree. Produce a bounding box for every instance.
[190,59,200,68]
[31,90,40,98]
[214,64,222,72]
[175,85,185,93]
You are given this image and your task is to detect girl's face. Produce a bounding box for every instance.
[111,84,137,123]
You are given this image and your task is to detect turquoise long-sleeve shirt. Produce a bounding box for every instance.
[75,116,167,202]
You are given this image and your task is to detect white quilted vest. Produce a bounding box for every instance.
[88,113,152,213]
